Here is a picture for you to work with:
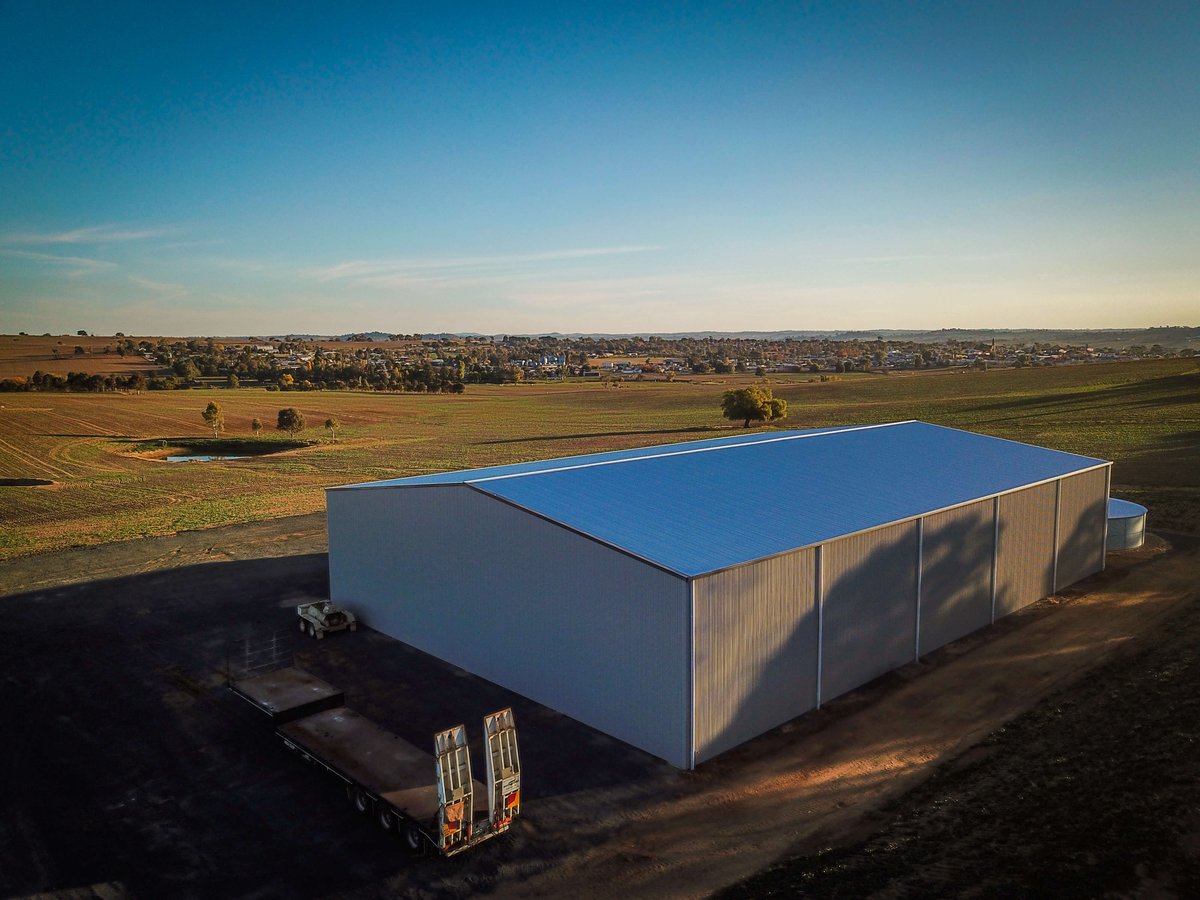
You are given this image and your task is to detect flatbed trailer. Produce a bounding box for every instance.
[230,667,521,856]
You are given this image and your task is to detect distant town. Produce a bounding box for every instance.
[3,326,1197,393]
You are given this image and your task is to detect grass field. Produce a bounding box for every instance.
[0,359,1196,559]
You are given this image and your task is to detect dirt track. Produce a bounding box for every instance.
[0,524,1195,899]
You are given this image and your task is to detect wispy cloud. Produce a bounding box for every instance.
[310,245,661,284]
[2,224,174,245]
[160,238,224,250]
[826,254,934,263]
[129,275,188,297]
[823,252,1008,264]
[3,248,117,276]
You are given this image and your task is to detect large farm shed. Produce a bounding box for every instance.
[326,421,1110,768]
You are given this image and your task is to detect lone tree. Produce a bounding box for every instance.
[201,401,225,436]
[721,385,787,428]
[251,417,262,436]
[277,407,305,436]
[324,417,339,438]
[226,373,240,388]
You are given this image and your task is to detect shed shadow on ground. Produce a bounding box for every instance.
[0,553,668,900]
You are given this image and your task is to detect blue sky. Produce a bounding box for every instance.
[1,1,1196,335]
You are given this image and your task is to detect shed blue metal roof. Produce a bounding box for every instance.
[332,421,1109,577]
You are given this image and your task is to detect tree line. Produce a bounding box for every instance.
[201,402,335,439]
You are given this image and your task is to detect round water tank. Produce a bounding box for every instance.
[1107,498,1147,551]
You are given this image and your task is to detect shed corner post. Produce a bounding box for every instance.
[914,517,923,660]
[814,544,824,709]
[1102,465,1112,571]
[1052,478,1062,592]
[990,496,1000,624]
[687,576,696,770]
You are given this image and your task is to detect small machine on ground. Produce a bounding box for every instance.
[229,667,521,856]
[297,600,357,639]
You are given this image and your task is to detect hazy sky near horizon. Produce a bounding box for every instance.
[1,1,1196,335]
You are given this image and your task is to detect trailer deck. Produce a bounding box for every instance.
[230,667,344,723]
[279,707,485,822]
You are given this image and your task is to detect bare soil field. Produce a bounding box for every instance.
[1,359,1197,560]
[0,333,162,379]
[0,518,1195,899]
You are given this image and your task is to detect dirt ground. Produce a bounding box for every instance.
[719,545,1200,898]
[0,524,1196,899]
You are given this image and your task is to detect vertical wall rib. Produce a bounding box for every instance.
[1056,468,1109,589]
[995,482,1057,616]
[692,549,817,763]
[820,521,919,702]
[919,499,995,653]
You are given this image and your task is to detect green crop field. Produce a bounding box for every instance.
[0,358,1196,560]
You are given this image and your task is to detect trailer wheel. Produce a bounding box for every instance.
[353,789,371,815]
[377,808,395,831]
[403,822,427,856]
[298,619,306,634]
[306,622,316,638]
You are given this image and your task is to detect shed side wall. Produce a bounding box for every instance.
[919,499,995,653]
[995,482,1057,616]
[326,486,690,767]
[1055,468,1108,589]
[692,548,817,763]
[820,521,919,702]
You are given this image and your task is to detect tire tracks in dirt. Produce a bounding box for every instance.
[0,437,74,480]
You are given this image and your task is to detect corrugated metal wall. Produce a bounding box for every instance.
[329,467,1104,768]
[1056,468,1108,589]
[995,482,1057,617]
[327,485,691,767]
[918,499,995,653]
[692,549,817,763]
[820,521,919,702]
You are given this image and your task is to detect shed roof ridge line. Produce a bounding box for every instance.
[466,420,914,485]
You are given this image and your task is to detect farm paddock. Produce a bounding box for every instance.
[0,518,1195,899]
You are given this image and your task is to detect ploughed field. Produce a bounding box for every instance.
[0,358,1197,559]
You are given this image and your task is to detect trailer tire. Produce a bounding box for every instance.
[306,622,316,638]
[298,619,306,634]
[403,822,427,856]
[353,789,371,815]
[377,808,395,831]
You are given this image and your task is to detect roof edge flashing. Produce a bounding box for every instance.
[466,420,914,485]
